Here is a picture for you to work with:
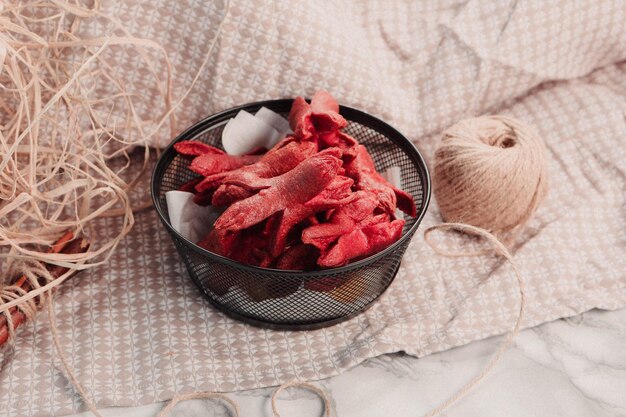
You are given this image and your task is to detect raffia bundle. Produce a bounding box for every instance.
[0,0,182,341]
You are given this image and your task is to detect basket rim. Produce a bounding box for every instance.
[151,98,431,277]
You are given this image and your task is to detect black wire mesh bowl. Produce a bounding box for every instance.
[151,99,430,330]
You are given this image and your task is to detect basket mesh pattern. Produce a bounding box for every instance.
[152,100,429,329]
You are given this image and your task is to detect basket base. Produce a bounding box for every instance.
[193,263,401,331]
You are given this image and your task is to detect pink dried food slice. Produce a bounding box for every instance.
[288,91,348,147]
[302,191,379,253]
[174,140,225,156]
[275,243,319,271]
[189,153,261,176]
[288,96,315,141]
[345,145,416,217]
[269,175,355,257]
[317,216,405,268]
[214,148,344,232]
[196,139,317,194]
[210,140,319,205]
[178,177,202,193]
[309,90,347,134]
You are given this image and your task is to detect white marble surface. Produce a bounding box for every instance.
[73,308,626,417]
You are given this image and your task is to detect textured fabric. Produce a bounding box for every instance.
[2,0,626,416]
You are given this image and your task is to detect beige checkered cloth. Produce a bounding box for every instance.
[1,1,626,415]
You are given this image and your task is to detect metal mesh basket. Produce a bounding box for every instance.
[151,99,431,330]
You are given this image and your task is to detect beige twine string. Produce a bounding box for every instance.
[416,114,545,416]
[432,115,548,245]
[47,294,104,417]
[155,392,241,417]
[421,223,526,417]
[271,380,332,417]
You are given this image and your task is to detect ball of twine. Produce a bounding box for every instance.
[432,115,548,242]
[423,115,548,416]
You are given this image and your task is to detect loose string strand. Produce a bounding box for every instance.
[156,392,241,417]
[421,223,526,417]
[271,381,332,417]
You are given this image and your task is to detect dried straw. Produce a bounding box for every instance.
[422,223,526,417]
[0,0,220,337]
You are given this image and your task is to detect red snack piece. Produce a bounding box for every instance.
[189,153,261,176]
[288,97,315,141]
[325,131,358,161]
[288,91,349,150]
[302,190,405,268]
[302,191,379,253]
[211,184,254,206]
[192,189,216,206]
[174,140,225,156]
[317,215,405,268]
[231,230,274,268]
[214,148,344,232]
[270,175,355,257]
[276,243,319,271]
[198,228,238,257]
[196,140,318,194]
[345,145,416,217]
[199,220,275,268]
[309,90,347,136]
[178,177,202,193]
[224,140,318,186]
[209,140,319,205]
